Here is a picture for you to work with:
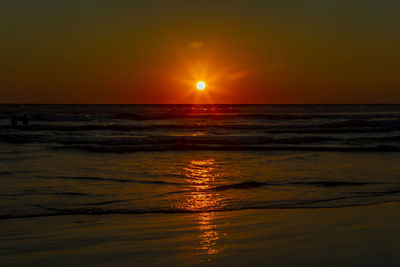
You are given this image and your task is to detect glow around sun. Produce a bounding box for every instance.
[196,81,206,90]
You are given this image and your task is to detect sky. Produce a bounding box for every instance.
[1,0,399,104]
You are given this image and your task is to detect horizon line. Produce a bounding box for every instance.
[1,103,400,105]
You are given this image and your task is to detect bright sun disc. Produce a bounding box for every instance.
[196,81,206,90]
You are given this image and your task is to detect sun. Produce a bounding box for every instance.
[196,81,206,90]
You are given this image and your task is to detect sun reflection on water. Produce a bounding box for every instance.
[181,159,225,258]
[184,159,216,191]
[198,212,221,256]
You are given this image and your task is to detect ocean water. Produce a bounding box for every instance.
[1,104,400,265]
[1,104,400,217]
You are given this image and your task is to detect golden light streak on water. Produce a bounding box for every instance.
[181,159,225,258]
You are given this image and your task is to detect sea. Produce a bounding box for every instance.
[1,104,400,265]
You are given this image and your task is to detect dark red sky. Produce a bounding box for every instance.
[1,0,399,103]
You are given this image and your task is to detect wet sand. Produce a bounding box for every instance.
[2,202,400,266]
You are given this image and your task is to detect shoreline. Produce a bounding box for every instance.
[2,202,400,266]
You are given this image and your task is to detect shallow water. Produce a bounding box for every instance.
[1,148,400,219]
[2,204,400,266]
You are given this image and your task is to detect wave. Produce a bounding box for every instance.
[42,175,136,183]
[50,144,400,153]
[76,200,130,206]
[54,192,88,196]
[164,180,386,195]
[2,130,400,150]
[1,121,399,141]
[4,111,400,122]
[113,112,400,121]
[1,192,399,220]
[24,179,391,196]
[58,136,339,146]
[0,191,89,197]
[38,175,183,185]
[3,131,399,151]
[210,181,381,191]
[212,182,266,190]
[1,119,400,132]
[2,104,400,124]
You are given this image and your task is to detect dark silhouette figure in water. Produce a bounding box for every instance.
[21,114,29,125]
[11,114,17,126]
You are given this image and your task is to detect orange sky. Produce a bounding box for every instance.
[1,0,400,103]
